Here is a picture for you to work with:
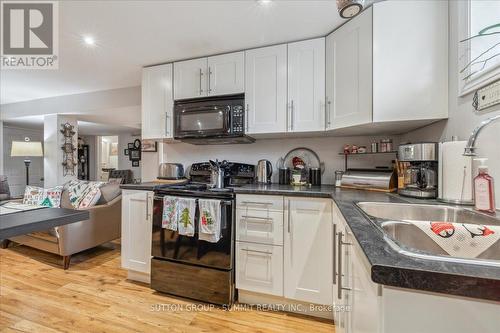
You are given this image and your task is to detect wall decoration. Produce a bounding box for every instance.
[127,143,134,149]
[60,122,77,176]
[129,149,141,161]
[132,161,139,167]
[133,139,141,149]
[110,142,118,156]
[142,140,157,152]
[458,1,500,95]
[124,149,129,156]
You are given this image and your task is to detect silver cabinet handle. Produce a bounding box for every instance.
[145,193,149,221]
[165,114,170,136]
[337,231,343,299]
[208,66,212,93]
[240,201,272,206]
[241,248,272,255]
[289,100,294,131]
[333,223,337,285]
[241,215,272,223]
[326,101,332,128]
[287,200,291,233]
[199,68,204,95]
[245,104,249,132]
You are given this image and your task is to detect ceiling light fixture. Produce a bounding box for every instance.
[257,0,272,5]
[337,0,364,19]
[82,35,96,46]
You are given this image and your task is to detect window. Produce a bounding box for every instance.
[459,0,500,95]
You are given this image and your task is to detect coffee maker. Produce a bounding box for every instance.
[398,143,438,199]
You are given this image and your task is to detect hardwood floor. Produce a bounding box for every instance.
[0,242,334,333]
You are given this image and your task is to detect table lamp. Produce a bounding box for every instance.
[10,138,44,186]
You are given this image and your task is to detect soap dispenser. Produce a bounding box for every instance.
[473,158,496,214]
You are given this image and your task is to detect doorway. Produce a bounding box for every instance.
[97,136,118,181]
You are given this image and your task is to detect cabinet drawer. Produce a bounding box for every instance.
[236,242,283,297]
[236,208,283,245]
[236,194,283,211]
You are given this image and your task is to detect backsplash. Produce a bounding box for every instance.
[163,135,400,184]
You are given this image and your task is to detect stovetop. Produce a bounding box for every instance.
[154,182,236,199]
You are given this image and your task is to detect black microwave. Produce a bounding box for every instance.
[173,94,255,145]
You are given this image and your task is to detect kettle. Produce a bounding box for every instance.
[256,159,273,184]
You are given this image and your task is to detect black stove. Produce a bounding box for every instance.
[150,161,255,306]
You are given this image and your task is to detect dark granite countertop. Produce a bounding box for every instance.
[233,184,500,302]
[120,182,166,191]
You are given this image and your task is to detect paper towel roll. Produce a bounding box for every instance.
[439,141,473,204]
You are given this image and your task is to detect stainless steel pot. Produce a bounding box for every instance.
[158,163,185,180]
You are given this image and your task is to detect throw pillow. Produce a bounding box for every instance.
[23,185,63,208]
[65,180,105,209]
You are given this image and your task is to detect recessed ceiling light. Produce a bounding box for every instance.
[257,0,272,5]
[82,35,96,46]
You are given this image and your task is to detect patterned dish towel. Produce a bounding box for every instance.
[410,220,500,258]
[177,197,196,237]
[162,196,178,231]
[198,199,222,243]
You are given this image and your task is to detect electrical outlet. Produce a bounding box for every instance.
[473,79,500,111]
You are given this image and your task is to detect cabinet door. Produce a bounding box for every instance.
[173,58,208,100]
[287,38,326,132]
[121,190,153,274]
[372,0,448,122]
[236,208,284,246]
[142,64,174,139]
[208,52,244,96]
[236,242,284,297]
[329,7,372,130]
[245,44,287,134]
[325,33,335,130]
[284,197,333,305]
[351,232,381,333]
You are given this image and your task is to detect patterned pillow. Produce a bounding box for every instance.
[65,180,105,209]
[23,186,63,208]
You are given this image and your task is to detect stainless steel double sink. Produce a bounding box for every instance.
[356,202,500,267]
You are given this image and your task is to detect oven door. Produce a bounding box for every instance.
[174,103,231,139]
[152,194,234,270]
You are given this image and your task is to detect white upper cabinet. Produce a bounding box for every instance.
[284,197,333,306]
[287,38,326,132]
[326,7,373,130]
[372,0,448,122]
[142,64,174,139]
[245,44,288,134]
[174,57,208,100]
[208,52,245,96]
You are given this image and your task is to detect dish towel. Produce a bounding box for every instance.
[410,220,500,258]
[177,197,196,237]
[162,196,178,231]
[198,199,222,243]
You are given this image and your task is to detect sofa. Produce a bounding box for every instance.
[7,183,122,269]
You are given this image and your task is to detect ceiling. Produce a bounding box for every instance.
[1,0,349,105]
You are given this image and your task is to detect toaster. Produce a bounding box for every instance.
[158,163,185,180]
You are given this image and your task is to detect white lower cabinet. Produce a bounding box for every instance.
[236,242,283,297]
[121,190,153,278]
[235,195,333,307]
[284,197,333,305]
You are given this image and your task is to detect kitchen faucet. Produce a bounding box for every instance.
[463,114,500,156]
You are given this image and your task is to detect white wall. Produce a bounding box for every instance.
[402,0,500,208]
[118,133,142,181]
[44,115,78,187]
[163,135,400,184]
[3,126,44,196]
